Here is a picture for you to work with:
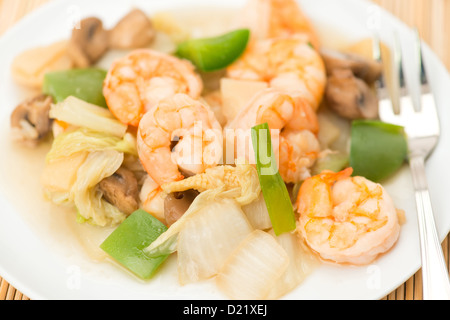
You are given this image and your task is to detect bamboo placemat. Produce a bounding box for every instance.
[1,0,449,301]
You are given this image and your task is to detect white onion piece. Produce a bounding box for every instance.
[241,193,272,230]
[177,199,253,285]
[216,230,289,300]
[266,230,321,299]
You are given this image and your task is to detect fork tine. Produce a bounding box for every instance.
[372,35,389,100]
[415,28,430,93]
[393,33,408,114]
[373,34,399,122]
[414,28,440,131]
[394,33,407,91]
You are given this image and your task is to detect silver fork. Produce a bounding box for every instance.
[373,31,450,300]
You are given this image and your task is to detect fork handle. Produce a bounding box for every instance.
[409,155,450,300]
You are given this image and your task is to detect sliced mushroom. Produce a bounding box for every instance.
[164,190,199,226]
[321,48,383,85]
[99,167,140,216]
[325,69,378,120]
[108,9,156,49]
[68,17,109,67]
[10,94,53,146]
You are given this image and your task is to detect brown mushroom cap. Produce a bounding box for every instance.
[108,9,156,50]
[10,94,53,146]
[99,167,140,216]
[68,17,109,68]
[321,48,383,85]
[164,190,199,227]
[325,68,378,120]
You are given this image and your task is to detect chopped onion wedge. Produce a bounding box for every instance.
[266,230,321,299]
[216,230,289,300]
[177,199,253,285]
[242,193,272,230]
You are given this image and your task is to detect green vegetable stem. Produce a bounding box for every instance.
[176,29,250,72]
[251,123,297,236]
[100,210,169,280]
[43,68,108,108]
[350,120,408,182]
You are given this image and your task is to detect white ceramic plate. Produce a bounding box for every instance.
[1,0,449,300]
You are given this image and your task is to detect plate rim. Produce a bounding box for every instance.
[0,0,449,300]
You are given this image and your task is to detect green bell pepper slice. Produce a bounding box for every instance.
[251,123,297,236]
[43,68,108,108]
[100,210,169,280]
[176,29,250,72]
[350,120,408,182]
[311,151,349,176]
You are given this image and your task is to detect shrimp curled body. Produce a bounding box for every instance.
[296,168,401,265]
[137,93,223,186]
[237,0,321,49]
[140,174,165,223]
[103,49,203,126]
[227,89,320,183]
[227,37,326,110]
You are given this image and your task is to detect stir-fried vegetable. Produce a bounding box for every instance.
[50,96,128,138]
[176,29,250,72]
[177,199,253,285]
[242,193,272,230]
[266,230,320,299]
[251,123,296,236]
[45,127,137,162]
[350,120,407,182]
[100,210,169,280]
[161,164,260,206]
[73,150,126,226]
[41,151,88,204]
[44,149,127,226]
[311,150,349,175]
[43,68,108,107]
[216,230,289,300]
[42,119,137,226]
[144,188,241,258]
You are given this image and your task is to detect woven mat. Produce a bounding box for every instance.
[1,0,449,300]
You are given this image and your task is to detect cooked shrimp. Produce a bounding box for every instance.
[103,49,203,127]
[237,0,320,49]
[140,174,165,223]
[137,93,223,186]
[296,168,401,265]
[226,89,320,183]
[278,130,320,183]
[227,37,326,110]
